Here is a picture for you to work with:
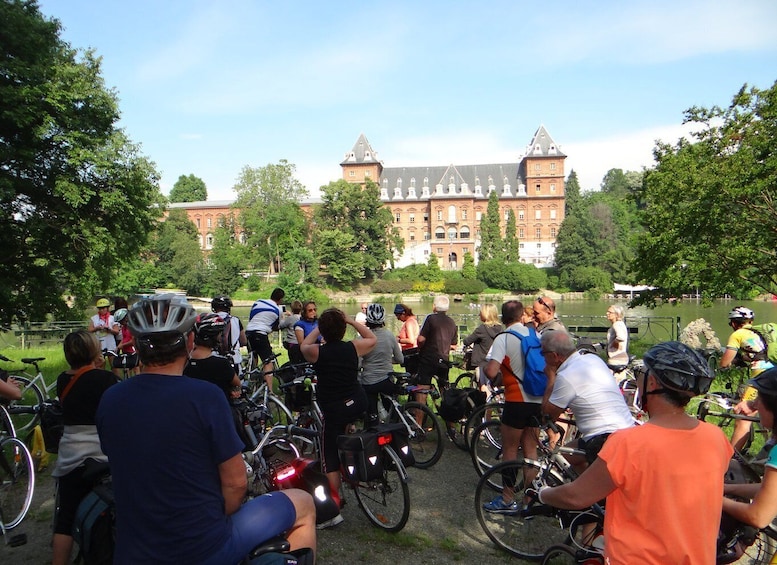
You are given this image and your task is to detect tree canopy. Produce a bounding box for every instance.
[169,174,207,202]
[634,81,777,302]
[0,0,163,322]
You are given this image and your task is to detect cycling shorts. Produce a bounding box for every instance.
[415,357,449,387]
[501,401,542,430]
[247,332,273,363]
[578,433,612,464]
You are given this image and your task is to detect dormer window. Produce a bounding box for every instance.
[365,151,371,159]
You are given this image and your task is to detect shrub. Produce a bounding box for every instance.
[444,278,486,295]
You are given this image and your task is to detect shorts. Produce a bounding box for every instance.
[415,357,449,387]
[501,401,542,430]
[111,352,138,369]
[54,465,96,535]
[578,433,612,464]
[247,332,273,363]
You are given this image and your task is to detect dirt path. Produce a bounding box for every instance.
[2,441,523,564]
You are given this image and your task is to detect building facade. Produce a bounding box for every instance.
[169,125,566,269]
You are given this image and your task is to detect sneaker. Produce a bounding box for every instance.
[316,513,344,530]
[483,496,519,514]
[446,428,458,442]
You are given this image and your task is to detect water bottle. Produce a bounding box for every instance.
[377,397,389,421]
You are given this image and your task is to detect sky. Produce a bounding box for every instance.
[36,0,777,200]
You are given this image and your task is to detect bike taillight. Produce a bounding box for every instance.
[377,432,393,446]
[270,459,297,485]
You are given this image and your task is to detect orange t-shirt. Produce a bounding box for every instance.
[598,421,733,565]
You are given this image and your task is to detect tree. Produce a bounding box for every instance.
[564,170,582,215]
[314,179,403,286]
[634,82,777,302]
[234,160,309,274]
[0,0,164,322]
[504,208,520,263]
[461,252,477,279]
[169,174,207,202]
[478,190,502,262]
[204,221,244,296]
[151,209,205,292]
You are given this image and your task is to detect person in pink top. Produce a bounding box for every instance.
[536,341,733,565]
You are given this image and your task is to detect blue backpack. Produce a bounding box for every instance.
[502,328,547,396]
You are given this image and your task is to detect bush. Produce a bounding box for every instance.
[476,260,547,292]
[245,275,261,292]
[373,279,413,293]
[444,278,486,294]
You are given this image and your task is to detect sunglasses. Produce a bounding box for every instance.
[536,297,552,313]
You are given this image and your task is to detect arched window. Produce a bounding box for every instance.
[435,227,445,240]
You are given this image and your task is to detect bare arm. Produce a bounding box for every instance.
[218,453,248,516]
[349,319,377,357]
[300,328,321,363]
[719,348,736,369]
[540,457,616,510]
[484,359,501,381]
[0,377,22,401]
[723,467,777,529]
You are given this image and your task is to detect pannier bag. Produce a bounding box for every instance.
[375,422,415,468]
[438,387,486,423]
[337,430,384,482]
[40,399,64,453]
[73,481,115,565]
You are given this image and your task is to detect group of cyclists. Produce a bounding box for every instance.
[4,292,777,564]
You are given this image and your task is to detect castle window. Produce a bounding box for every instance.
[550,183,556,193]
[435,227,445,240]
[423,212,429,222]
[535,228,541,238]
[535,184,541,193]
[395,212,401,222]
[518,210,524,220]
[550,162,556,170]
[551,227,557,237]
[534,163,541,171]
[437,211,442,221]
[365,170,371,177]
[409,214,415,223]
[519,228,524,238]
[550,210,557,220]
[535,210,541,220]
[349,170,355,177]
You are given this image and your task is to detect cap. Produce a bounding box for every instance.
[748,367,777,396]
[393,304,406,315]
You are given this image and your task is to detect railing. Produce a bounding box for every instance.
[13,321,88,349]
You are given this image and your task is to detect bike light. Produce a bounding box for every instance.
[377,433,393,446]
[313,484,328,502]
[275,466,297,482]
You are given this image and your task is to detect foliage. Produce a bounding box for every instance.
[443,278,486,295]
[504,209,520,263]
[568,266,612,292]
[383,263,443,284]
[565,170,582,213]
[478,191,502,262]
[147,209,206,293]
[169,174,207,202]
[633,81,777,304]
[314,179,403,285]
[476,259,547,292]
[461,252,477,279]
[372,279,414,293]
[0,0,164,322]
[234,160,310,274]
[203,222,244,296]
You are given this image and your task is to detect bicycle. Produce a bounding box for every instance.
[696,390,769,460]
[102,350,138,380]
[474,420,586,559]
[0,354,50,436]
[375,371,443,469]
[0,404,35,547]
[280,373,412,532]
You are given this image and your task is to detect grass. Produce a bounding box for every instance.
[0,345,68,389]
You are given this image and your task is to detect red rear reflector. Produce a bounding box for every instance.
[377,433,392,446]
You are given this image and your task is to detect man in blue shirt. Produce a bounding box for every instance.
[97,294,315,564]
[246,287,285,387]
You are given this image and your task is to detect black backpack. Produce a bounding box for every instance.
[438,388,486,422]
[73,481,115,565]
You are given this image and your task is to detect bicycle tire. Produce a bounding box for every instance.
[464,402,504,450]
[733,526,777,565]
[470,419,504,480]
[7,376,44,436]
[541,543,604,565]
[454,372,477,390]
[0,437,35,530]
[475,459,568,559]
[398,401,443,469]
[353,445,410,532]
[0,406,13,440]
[266,395,294,427]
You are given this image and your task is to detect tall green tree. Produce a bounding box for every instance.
[205,220,245,296]
[169,174,207,202]
[314,179,403,286]
[564,170,582,215]
[151,209,205,292]
[504,208,520,263]
[634,81,777,301]
[0,0,163,322]
[234,160,309,274]
[478,190,502,262]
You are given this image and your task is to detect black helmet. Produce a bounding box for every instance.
[193,312,226,347]
[643,341,713,395]
[748,367,777,396]
[211,295,233,312]
[127,294,197,338]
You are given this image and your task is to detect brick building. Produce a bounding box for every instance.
[168,125,566,268]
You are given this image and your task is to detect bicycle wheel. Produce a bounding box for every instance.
[7,376,44,436]
[475,459,567,559]
[0,406,13,440]
[470,419,503,480]
[464,402,504,450]
[541,544,603,565]
[0,437,35,529]
[266,395,294,427]
[398,401,443,469]
[353,445,410,532]
[454,372,477,390]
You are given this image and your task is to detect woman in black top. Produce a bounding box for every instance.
[300,308,376,525]
[183,313,241,401]
[52,330,118,565]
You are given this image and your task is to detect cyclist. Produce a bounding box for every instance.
[96,294,315,564]
[536,341,733,565]
[112,307,138,377]
[52,330,118,565]
[605,304,630,375]
[88,297,120,356]
[300,307,376,528]
[462,303,503,393]
[279,300,303,364]
[184,313,241,401]
[532,295,566,334]
[483,300,542,513]
[246,288,285,389]
[394,304,420,373]
[720,306,774,450]
[211,295,247,377]
[359,304,404,427]
[723,366,777,528]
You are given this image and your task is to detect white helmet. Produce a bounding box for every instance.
[728,306,755,321]
[365,304,386,325]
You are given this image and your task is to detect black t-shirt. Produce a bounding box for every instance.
[56,368,118,426]
[418,312,458,362]
[314,340,360,405]
[183,355,235,399]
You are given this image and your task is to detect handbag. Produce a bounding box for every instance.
[41,365,91,453]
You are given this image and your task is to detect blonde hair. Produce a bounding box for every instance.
[480,304,500,326]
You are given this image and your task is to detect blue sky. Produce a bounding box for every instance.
[37,0,777,200]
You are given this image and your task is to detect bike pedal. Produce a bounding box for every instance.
[8,533,27,547]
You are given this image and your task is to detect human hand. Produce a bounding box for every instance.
[733,399,756,416]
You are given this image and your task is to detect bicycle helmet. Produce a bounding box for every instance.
[728,306,755,321]
[211,295,233,312]
[747,367,777,396]
[114,308,128,323]
[193,312,226,346]
[642,341,713,395]
[95,298,110,308]
[126,293,197,338]
[366,304,385,325]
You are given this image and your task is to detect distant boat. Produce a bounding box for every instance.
[453,294,464,302]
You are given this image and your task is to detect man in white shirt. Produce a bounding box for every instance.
[246,288,285,387]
